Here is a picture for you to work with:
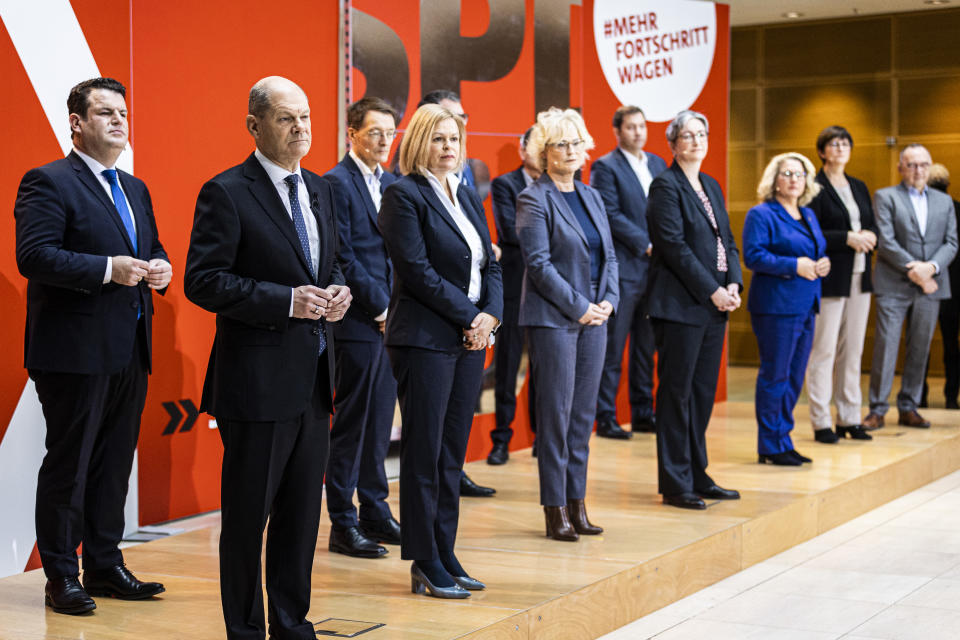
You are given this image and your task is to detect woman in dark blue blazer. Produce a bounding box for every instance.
[379,104,503,598]
[516,107,618,541]
[744,153,829,466]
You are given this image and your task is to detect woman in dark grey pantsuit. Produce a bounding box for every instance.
[516,107,619,541]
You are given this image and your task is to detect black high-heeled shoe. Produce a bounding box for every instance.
[452,574,485,590]
[789,450,812,463]
[837,425,873,440]
[410,563,470,599]
[758,452,801,466]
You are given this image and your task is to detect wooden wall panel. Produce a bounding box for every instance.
[728,7,960,375]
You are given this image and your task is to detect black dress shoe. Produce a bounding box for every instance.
[696,485,740,500]
[814,428,838,444]
[45,577,96,614]
[837,425,872,440]
[410,563,470,599]
[663,493,707,510]
[789,449,812,463]
[82,565,164,600]
[758,452,801,466]
[460,473,496,497]
[329,526,387,558]
[631,414,656,433]
[596,417,632,440]
[359,516,401,545]
[487,442,509,465]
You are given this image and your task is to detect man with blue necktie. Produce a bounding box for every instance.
[185,76,350,640]
[15,77,170,614]
[322,97,401,558]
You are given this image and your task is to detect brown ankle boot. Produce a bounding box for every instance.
[567,498,603,535]
[543,506,578,541]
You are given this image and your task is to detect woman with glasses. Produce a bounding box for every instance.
[516,107,618,540]
[806,126,878,442]
[646,110,743,509]
[743,153,829,465]
[379,104,502,598]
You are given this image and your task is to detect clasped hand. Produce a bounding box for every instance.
[112,256,172,289]
[578,300,613,326]
[906,261,938,294]
[797,256,831,281]
[710,284,741,312]
[463,312,498,350]
[292,284,352,320]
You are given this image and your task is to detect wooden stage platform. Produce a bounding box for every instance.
[2,401,959,640]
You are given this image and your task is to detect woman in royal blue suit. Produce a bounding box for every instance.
[379,104,503,598]
[744,153,830,466]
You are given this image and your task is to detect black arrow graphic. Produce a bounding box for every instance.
[161,401,182,435]
[178,399,199,433]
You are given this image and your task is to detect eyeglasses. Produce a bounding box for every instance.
[904,162,931,171]
[362,129,396,141]
[679,131,707,142]
[779,170,807,180]
[548,139,584,151]
[827,140,851,149]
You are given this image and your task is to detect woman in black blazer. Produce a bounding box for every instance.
[379,104,503,599]
[805,126,877,443]
[645,110,743,510]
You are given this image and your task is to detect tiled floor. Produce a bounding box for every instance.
[600,469,960,640]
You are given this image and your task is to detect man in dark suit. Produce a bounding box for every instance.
[591,105,667,439]
[321,97,400,558]
[15,77,169,614]
[487,127,539,465]
[864,145,957,430]
[184,76,351,640]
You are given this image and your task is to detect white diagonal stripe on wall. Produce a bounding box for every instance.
[0,0,137,578]
[0,0,133,171]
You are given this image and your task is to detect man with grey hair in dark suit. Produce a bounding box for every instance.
[863,144,957,430]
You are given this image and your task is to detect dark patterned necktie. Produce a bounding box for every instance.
[284,174,326,354]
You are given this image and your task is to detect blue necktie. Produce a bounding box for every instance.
[101,169,137,253]
[284,174,326,354]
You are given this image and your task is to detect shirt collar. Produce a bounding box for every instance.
[619,146,647,166]
[255,148,301,186]
[907,184,928,198]
[348,149,383,180]
[73,146,114,174]
[521,168,537,187]
[424,169,460,201]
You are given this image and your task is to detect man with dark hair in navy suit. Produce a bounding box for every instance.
[321,97,401,558]
[591,105,667,439]
[15,76,170,614]
[487,127,540,465]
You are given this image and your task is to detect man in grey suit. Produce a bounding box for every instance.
[864,144,958,429]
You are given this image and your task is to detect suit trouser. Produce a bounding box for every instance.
[869,293,940,414]
[492,294,536,445]
[528,324,606,506]
[326,338,396,529]
[652,318,725,496]
[32,328,148,579]
[752,311,816,455]
[389,346,484,561]
[596,278,656,421]
[940,298,960,402]
[218,363,330,640]
[807,274,871,430]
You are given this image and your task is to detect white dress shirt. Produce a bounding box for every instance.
[254,149,320,315]
[73,147,136,284]
[349,149,384,211]
[424,169,486,303]
[908,185,929,237]
[619,147,653,195]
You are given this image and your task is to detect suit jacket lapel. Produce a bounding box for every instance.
[415,176,468,246]
[457,186,493,262]
[896,184,924,239]
[673,165,718,235]
[614,148,647,207]
[69,152,138,255]
[243,155,314,279]
[343,156,381,225]
[542,176,587,247]
[817,171,848,221]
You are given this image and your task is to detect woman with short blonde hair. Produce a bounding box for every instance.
[744,152,830,465]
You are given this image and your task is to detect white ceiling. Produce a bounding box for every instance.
[717,0,951,26]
